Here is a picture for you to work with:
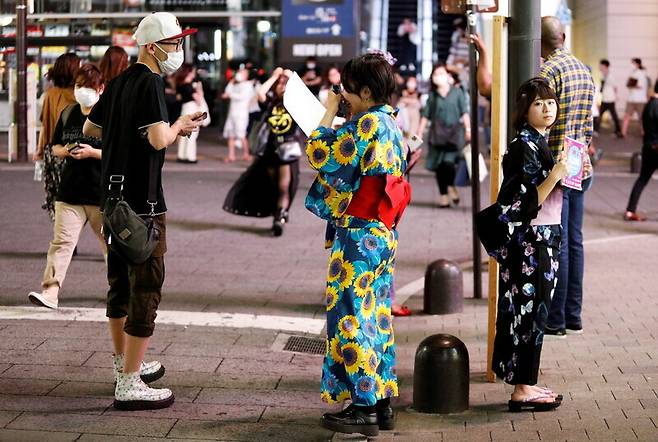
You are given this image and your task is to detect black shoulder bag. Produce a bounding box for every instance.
[102,153,160,265]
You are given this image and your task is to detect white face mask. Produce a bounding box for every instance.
[432,73,449,87]
[74,87,99,108]
[233,72,246,82]
[154,44,184,75]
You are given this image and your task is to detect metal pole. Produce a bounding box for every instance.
[16,0,28,162]
[507,0,541,142]
[466,7,481,299]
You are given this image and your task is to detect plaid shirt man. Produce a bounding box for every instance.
[540,47,595,179]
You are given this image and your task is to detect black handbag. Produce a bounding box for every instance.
[102,154,160,265]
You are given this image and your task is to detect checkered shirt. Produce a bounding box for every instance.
[540,47,596,179]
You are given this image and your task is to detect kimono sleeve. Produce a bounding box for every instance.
[305,115,366,176]
[496,140,542,225]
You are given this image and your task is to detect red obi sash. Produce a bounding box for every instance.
[345,175,412,229]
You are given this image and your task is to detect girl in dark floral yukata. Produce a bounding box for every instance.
[488,78,569,412]
[304,52,411,437]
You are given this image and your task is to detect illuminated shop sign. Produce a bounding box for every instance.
[280,0,358,62]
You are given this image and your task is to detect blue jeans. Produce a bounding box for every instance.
[547,187,585,329]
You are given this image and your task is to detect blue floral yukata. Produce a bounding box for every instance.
[305,104,406,406]
[491,125,562,385]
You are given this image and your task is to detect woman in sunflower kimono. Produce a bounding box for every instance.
[304,52,411,437]
[486,78,569,412]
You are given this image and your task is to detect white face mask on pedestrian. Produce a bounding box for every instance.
[74,87,99,108]
[154,43,184,75]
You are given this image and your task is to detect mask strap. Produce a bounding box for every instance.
[153,43,168,60]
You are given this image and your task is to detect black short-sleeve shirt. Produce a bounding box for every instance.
[52,104,103,206]
[88,63,169,215]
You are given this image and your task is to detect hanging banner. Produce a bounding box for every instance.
[280,0,359,63]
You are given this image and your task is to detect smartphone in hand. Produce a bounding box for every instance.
[194,112,208,122]
[408,134,423,151]
[67,143,80,153]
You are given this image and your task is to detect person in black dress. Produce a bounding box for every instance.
[223,68,303,236]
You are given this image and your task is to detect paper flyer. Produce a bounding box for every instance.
[283,72,327,137]
[561,136,586,190]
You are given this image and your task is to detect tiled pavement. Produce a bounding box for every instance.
[0,128,657,441]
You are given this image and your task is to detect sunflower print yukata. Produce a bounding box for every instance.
[305,104,406,406]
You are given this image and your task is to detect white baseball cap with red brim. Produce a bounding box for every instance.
[133,12,197,46]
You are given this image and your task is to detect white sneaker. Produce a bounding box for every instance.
[28,286,59,309]
[112,354,165,384]
[114,371,174,410]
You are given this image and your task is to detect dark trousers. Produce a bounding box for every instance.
[594,102,621,134]
[548,189,584,329]
[106,214,166,338]
[626,144,658,212]
[434,162,457,196]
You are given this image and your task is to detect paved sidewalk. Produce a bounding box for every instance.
[0,129,657,441]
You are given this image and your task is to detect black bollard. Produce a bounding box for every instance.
[413,334,469,414]
[424,259,463,314]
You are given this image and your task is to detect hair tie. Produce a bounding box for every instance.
[366,49,397,66]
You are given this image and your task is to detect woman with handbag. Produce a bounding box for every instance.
[34,53,81,221]
[305,52,411,437]
[416,63,470,208]
[223,67,302,237]
[481,78,568,412]
[28,64,106,309]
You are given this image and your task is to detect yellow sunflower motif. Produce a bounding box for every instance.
[337,260,356,291]
[320,391,333,403]
[341,342,364,375]
[327,250,344,283]
[386,235,397,251]
[335,216,351,228]
[383,329,395,350]
[353,271,375,297]
[361,288,376,318]
[338,315,360,340]
[376,304,392,334]
[329,336,344,363]
[370,226,389,239]
[336,390,352,402]
[375,261,386,278]
[380,140,395,169]
[310,129,321,138]
[375,374,385,397]
[361,348,379,376]
[384,380,399,397]
[326,286,339,311]
[357,113,379,141]
[360,141,380,171]
[332,132,358,166]
[328,191,352,218]
[306,139,330,169]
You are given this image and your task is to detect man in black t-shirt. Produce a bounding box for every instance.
[84,12,202,411]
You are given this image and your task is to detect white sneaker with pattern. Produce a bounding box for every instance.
[112,354,165,384]
[114,371,174,410]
